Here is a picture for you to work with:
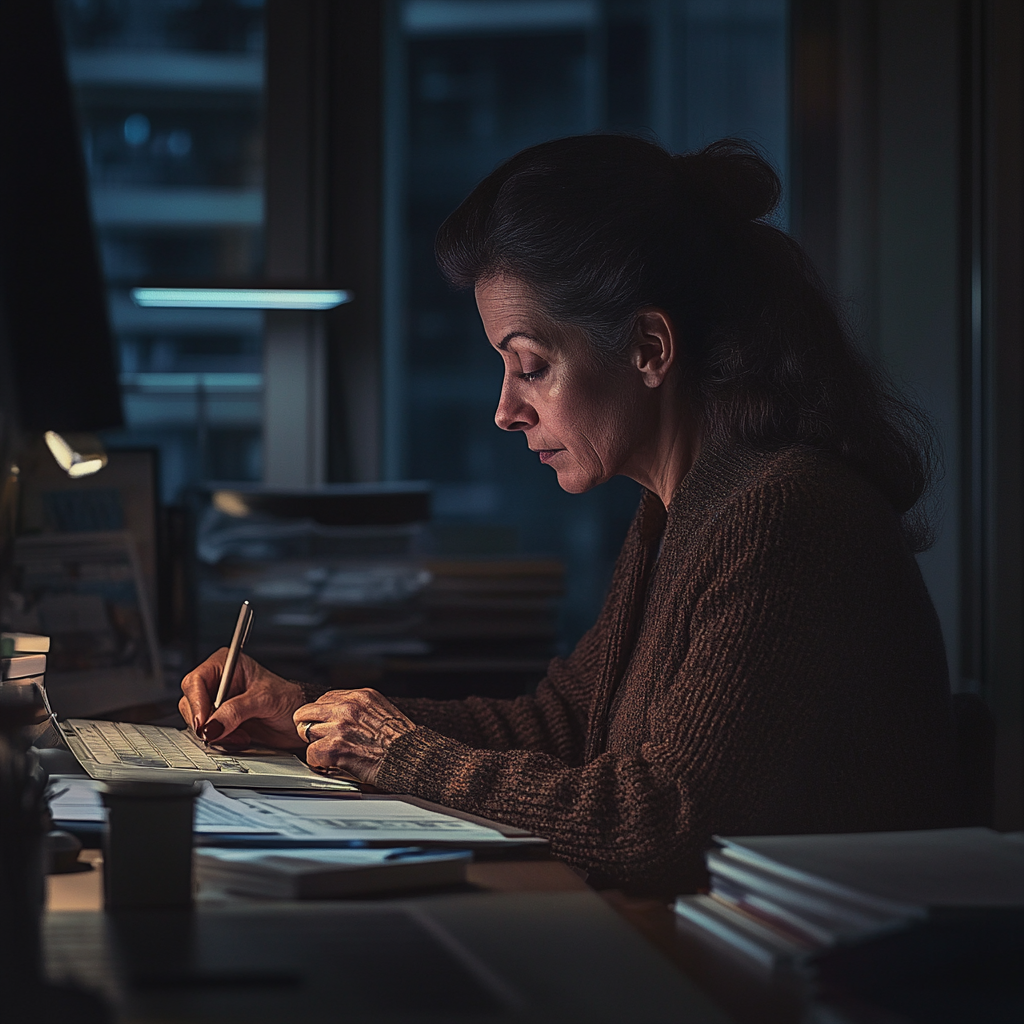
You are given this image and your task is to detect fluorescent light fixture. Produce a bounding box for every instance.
[130,288,353,310]
[44,431,108,478]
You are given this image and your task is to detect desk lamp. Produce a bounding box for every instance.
[43,431,108,479]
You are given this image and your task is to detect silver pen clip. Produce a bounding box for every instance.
[240,606,254,648]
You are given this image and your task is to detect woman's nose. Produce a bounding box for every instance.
[495,379,537,432]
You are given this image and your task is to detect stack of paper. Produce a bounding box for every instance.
[196,847,471,899]
[675,828,1024,975]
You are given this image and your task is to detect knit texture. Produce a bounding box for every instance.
[375,441,958,895]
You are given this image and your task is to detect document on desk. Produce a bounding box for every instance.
[48,777,274,834]
[212,789,511,843]
[50,777,516,843]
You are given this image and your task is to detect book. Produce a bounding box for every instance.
[706,849,902,947]
[714,828,1024,918]
[195,846,472,899]
[677,828,1024,977]
[673,894,811,975]
[0,633,50,656]
[1,652,47,679]
[0,672,56,745]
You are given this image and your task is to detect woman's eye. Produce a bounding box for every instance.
[517,366,547,382]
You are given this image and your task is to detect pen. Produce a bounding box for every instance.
[213,600,254,710]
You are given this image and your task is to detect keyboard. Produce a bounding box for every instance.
[59,719,359,791]
[70,720,252,774]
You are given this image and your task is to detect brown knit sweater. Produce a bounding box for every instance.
[375,440,958,895]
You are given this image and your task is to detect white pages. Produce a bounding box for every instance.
[196,847,471,899]
[207,789,509,842]
[48,777,273,834]
[49,777,513,843]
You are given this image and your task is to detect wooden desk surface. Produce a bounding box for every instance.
[48,851,800,1023]
[46,850,589,914]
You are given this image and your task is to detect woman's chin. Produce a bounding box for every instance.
[553,467,601,494]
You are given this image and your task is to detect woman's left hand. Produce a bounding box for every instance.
[292,689,415,785]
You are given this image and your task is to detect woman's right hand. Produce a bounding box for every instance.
[179,649,306,750]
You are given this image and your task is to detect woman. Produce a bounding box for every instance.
[181,135,957,896]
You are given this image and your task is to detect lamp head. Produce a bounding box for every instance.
[44,431,108,478]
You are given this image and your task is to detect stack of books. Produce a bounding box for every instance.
[0,632,56,743]
[675,828,1024,977]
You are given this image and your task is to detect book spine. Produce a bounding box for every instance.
[707,851,902,933]
[710,882,836,947]
[673,895,810,976]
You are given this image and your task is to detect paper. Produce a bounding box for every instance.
[49,777,515,843]
[47,777,274,834]
[199,848,458,867]
[215,790,507,842]
[48,777,106,822]
[247,795,464,819]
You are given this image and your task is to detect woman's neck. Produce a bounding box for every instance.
[621,386,702,509]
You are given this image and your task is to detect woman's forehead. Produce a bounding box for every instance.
[475,278,570,352]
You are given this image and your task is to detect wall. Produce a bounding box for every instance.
[837,0,962,688]
[833,0,1023,828]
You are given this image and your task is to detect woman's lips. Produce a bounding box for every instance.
[537,449,562,464]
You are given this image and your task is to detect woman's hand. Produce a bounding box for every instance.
[293,689,415,785]
[179,650,306,750]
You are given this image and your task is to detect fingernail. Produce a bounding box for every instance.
[204,721,224,741]
[193,717,200,734]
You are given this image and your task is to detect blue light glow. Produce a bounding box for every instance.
[130,288,353,310]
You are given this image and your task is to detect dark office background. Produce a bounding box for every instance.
[47,0,1023,830]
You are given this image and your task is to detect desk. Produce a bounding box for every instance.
[46,850,799,1023]
[46,850,590,914]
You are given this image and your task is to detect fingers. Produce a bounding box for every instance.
[292,701,333,745]
[207,725,253,750]
[293,701,334,725]
[178,696,194,731]
[180,648,228,730]
[200,688,266,744]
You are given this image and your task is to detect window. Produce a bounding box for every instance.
[383,0,789,644]
[58,0,266,501]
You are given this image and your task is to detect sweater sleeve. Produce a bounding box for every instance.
[372,505,757,888]
[374,475,937,893]
[385,511,649,762]
[389,619,603,764]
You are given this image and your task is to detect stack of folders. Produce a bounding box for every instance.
[674,828,1024,978]
[1,632,56,743]
[196,847,472,899]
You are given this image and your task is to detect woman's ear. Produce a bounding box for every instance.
[631,309,677,388]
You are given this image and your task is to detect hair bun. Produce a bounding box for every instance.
[673,139,782,223]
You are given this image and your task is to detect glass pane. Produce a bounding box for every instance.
[57,0,266,501]
[385,0,789,648]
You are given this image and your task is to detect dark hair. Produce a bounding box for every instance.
[436,134,936,551]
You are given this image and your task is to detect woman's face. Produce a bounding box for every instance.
[475,276,657,495]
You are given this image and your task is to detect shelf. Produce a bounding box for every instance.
[67,50,262,91]
[120,372,263,392]
[402,0,598,36]
[91,187,262,227]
